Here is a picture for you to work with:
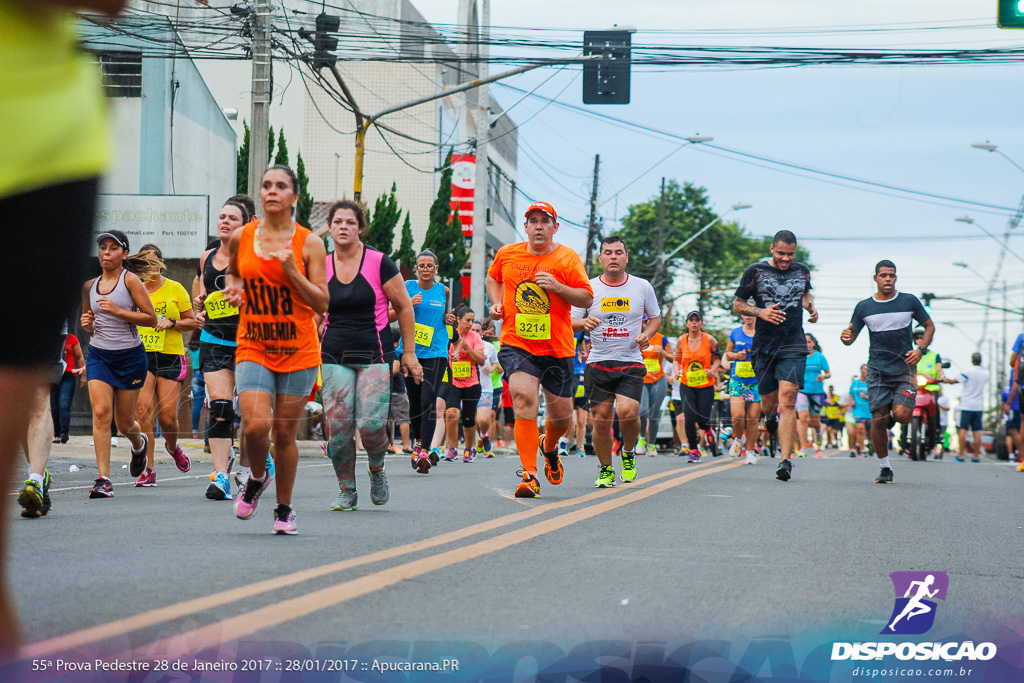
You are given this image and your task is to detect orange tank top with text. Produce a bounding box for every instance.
[235,222,320,372]
[642,333,668,383]
[675,332,714,388]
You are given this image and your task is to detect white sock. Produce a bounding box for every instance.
[29,473,44,485]
[237,465,251,476]
[879,456,891,468]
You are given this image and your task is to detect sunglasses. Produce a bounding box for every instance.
[416,264,436,270]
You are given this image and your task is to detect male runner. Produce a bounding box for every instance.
[733,230,817,481]
[487,201,593,497]
[841,260,933,483]
[571,236,660,487]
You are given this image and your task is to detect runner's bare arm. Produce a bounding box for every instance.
[465,342,486,365]
[486,275,504,319]
[802,291,818,323]
[194,249,212,309]
[279,233,329,315]
[709,337,722,375]
[80,280,95,332]
[534,271,592,308]
[906,317,935,365]
[723,338,740,361]
[222,229,245,307]
[637,315,662,347]
[117,272,158,327]
[571,317,587,334]
[840,324,859,346]
[384,273,423,383]
[734,296,785,325]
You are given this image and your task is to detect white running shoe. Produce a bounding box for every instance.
[636,437,648,456]
[744,450,757,465]
[110,436,119,448]
[729,440,742,457]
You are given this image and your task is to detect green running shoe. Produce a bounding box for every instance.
[620,452,638,483]
[595,465,616,488]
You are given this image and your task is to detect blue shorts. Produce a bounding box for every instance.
[86,344,147,390]
[235,361,319,397]
[959,410,983,432]
[752,351,805,396]
[728,376,760,402]
[1007,410,1021,430]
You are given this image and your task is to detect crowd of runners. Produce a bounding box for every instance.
[12,176,1024,534]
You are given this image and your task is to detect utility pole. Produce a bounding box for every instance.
[651,176,667,300]
[469,0,490,316]
[246,0,271,212]
[585,154,600,275]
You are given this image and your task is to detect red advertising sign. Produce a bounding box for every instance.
[450,153,475,238]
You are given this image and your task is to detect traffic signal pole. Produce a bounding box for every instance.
[246,0,272,209]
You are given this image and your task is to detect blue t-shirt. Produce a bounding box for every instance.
[574,333,586,375]
[1007,375,1021,411]
[729,326,757,385]
[850,379,871,419]
[802,350,829,395]
[1013,333,1023,356]
[396,280,449,359]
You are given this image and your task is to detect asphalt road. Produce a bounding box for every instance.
[6,436,1023,679]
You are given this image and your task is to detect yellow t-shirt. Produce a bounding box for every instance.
[138,278,192,356]
[0,2,110,197]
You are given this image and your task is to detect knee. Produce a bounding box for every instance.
[892,406,912,424]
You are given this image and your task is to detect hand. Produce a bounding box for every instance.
[193,294,206,313]
[444,312,456,326]
[401,351,423,384]
[943,377,959,385]
[905,348,923,365]
[735,349,748,361]
[534,271,561,293]
[758,303,786,325]
[194,311,205,330]
[80,309,95,330]
[490,303,504,320]
[270,246,298,273]
[635,331,651,350]
[154,318,173,331]
[583,315,601,332]
[816,373,825,382]
[806,304,819,324]
[222,284,245,308]
[96,297,122,317]
[411,292,423,306]
[840,324,855,344]
[1002,402,1011,415]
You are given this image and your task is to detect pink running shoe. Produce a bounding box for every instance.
[272,504,297,535]
[444,447,458,462]
[235,473,272,520]
[167,444,191,473]
[134,468,156,487]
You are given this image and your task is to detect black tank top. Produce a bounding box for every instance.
[201,245,239,342]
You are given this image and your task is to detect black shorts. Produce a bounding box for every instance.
[438,382,459,410]
[0,178,97,367]
[503,406,515,423]
[752,351,806,396]
[199,340,236,373]
[584,361,646,408]
[498,344,575,398]
[147,352,187,382]
[866,366,916,413]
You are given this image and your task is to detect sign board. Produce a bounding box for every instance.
[450,154,475,238]
[94,194,210,259]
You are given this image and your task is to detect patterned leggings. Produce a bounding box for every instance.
[322,363,391,485]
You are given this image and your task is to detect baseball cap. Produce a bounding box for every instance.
[686,310,703,321]
[96,230,130,251]
[524,201,557,222]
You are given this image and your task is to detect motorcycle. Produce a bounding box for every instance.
[907,374,942,461]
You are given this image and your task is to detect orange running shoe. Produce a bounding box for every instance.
[514,471,541,498]
[543,452,564,485]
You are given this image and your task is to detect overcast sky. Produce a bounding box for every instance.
[404,0,1024,411]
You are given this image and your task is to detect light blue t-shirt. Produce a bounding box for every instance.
[802,350,829,395]
[850,379,871,420]
[396,280,449,359]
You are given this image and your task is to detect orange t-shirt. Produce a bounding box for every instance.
[488,242,592,358]
[235,222,321,372]
[674,332,715,389]
[642,333,671,383]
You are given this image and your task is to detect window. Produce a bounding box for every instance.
[91,52,143,98]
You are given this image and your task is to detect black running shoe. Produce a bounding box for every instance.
[705,428,718,457]
[875,467,894,484]
[776,458,792,482]
[89,477,114,498]
[40,469,52,516]
[129,432,149,477]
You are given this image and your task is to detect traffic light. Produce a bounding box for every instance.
[922,292,936,312]
[300,13,339,69]
[583,30,633,105]
[998,0,1024,28]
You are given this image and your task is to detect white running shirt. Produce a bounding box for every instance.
[572,274,660,365]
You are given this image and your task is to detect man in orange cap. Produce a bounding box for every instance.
[486,202,594,497]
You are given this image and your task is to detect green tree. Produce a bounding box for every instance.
[364,183,400,255]
[392,213,415,271]
[295,152,313,227]
[421,149,469,283]
[236,120,250,195]
[274,128,289,167]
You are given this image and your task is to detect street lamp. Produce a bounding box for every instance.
[970,140,1024,176]
[598,135,714,208]
[952,261,989,285]
[953,216,1024,265]
[660,202,753,261]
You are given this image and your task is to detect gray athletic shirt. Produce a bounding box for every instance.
[572,274,660,365]
[848,291,929,376]
[89,269,143,350]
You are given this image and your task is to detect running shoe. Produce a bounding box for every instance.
[776,458,793,482]
[18,470,51,518]
[410,445,423,469]
[705,428,718,457]
[206,472,232,500]
[368,466,390,505]
[721,426,733,440]
[849,449,858,458]
[794,448,806,458]
[1016,461,1024,471]
[954,456,965,462]
[330,485,359,511]
[110,436,119,448]
[687,450,701,463]
[558,436,568,452]
[235,473,271,519]
[482,435,492,453]
[971,458,980,463]
[60,433,69,444]
[514,471,541,498]
[612,440,621,457]
[814,448,823,458]
[414,451,432,474]
[265,452,275,478]
[744,450,757,465]
[228,446,237,473]
[620,452,638,483]
[167,443,191,473]
[428,447,441,466]
[595,465,616,488]
[444,447,458,462]
[875,467,894,484]
[729,440,742,457]
[89,476,114,498]
[543,451,564,485]
[484,449,495,458]
[134,468,156,487]
[272,504,297,535]
[129,432,149,477]
[477,437,485,451]
[463,448,476,463]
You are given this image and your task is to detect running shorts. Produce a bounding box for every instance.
[87,344,147,390]
[584,361,645,407]
[147,352,187,382]
[498,344,575,398]
[866,366,916,413]
[752,351,805,396]
[728,376,761,402]
[959,410,983,432]
[795,392,825,414]
[199,340,236,373]
[389,391,411,425]
[235,360,319,397]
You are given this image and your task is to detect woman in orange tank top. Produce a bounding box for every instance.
[223,165,329,535]
[673,310,721,462]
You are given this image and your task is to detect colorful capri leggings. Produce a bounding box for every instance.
[322,363,391,482]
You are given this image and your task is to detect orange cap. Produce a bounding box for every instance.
[524,201,557,222]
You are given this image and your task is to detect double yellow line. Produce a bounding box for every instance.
[23,459,740,661]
